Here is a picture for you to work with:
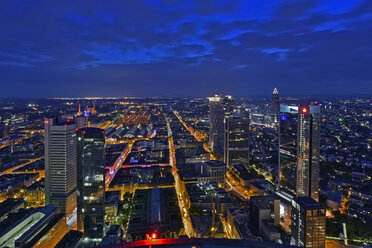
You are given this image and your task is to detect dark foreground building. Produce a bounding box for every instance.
[98,237,300,248]
[126,187,183,242]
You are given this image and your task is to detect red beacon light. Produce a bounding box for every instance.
[146,232,157,240]
[301,107,308,113]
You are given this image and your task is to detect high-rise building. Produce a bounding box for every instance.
[208,95,225,150]
[271,88,280,124]
[77,127,106,241]
[44,118,77,226]
[224,117,250,168]
[0,121,9,138]
[222,95,234,119]
[278,104,321,201]
[291,197,326,248]
[75,115,88,129]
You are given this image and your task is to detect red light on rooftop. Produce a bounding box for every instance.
[301,107,308,113]
[152,233,157,239]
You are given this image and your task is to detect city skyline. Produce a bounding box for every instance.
[1,0,372,97]
[0,0,371,247]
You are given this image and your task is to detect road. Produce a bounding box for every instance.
[0,157,44,176]
[173,110,217,160]
[0,136,28,150]
[165,116,194,237]
[105,141,134,190]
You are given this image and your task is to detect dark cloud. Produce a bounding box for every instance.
[0,0,371,97]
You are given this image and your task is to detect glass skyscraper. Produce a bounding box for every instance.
[77,127,106,241]
[224,117,250,168]
[222,95,234,119]
[278,104,321,201]
[208,95,225,151]
[291,197,326,248]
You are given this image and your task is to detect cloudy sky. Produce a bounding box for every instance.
[0,0,371,97]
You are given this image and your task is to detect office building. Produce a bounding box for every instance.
[0,121,9,138]
[271,88,280,124]
[77,127,106,241]
[224,117,249,168]
[0,205,67,248]
[126,187,183,242]
[250,196,281,242]
[278,104,321,201]
[75,115,88,129]
[291,197,326,248]
[44,117,77,226]
[208,95,225,151]
[222,95,234,119]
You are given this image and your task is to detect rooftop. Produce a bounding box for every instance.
[294,197,324,210]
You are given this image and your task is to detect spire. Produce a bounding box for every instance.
[273,88,279,95]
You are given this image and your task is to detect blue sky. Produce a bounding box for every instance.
[0,0,371,97]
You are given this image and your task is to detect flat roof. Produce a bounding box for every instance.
[294,197,323,209]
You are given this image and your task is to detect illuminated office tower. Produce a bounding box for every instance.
[208,95,225,150]
[224,117,250,168]
[271,88,280,123]
[77,127,106,241]
[279,104,321,201]
[222,95,234,119]
[291,197,326,248]
[44,118,77,226]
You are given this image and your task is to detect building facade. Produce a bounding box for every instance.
[44,118,77,225]
[271,88,280,124]
[77,127,106,241]
[224,117,250,168]
[222,95,234,119]
[278,104,321,201]
[291,197,326,248]
[208,96,225,151]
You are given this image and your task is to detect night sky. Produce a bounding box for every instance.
[1,0,371,98]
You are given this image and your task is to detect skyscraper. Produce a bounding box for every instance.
[278,104,321,201]
[208,95,225,151]
[44,117,77,226]
[271,88,280,124]
[77,127,106,241]
[224,117,250,168]
[291,197,326,248]
[222,95,234,119]
[0,121,9,138]
[75,115,88,129]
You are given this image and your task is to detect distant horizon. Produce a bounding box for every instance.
[0,93,371,100]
